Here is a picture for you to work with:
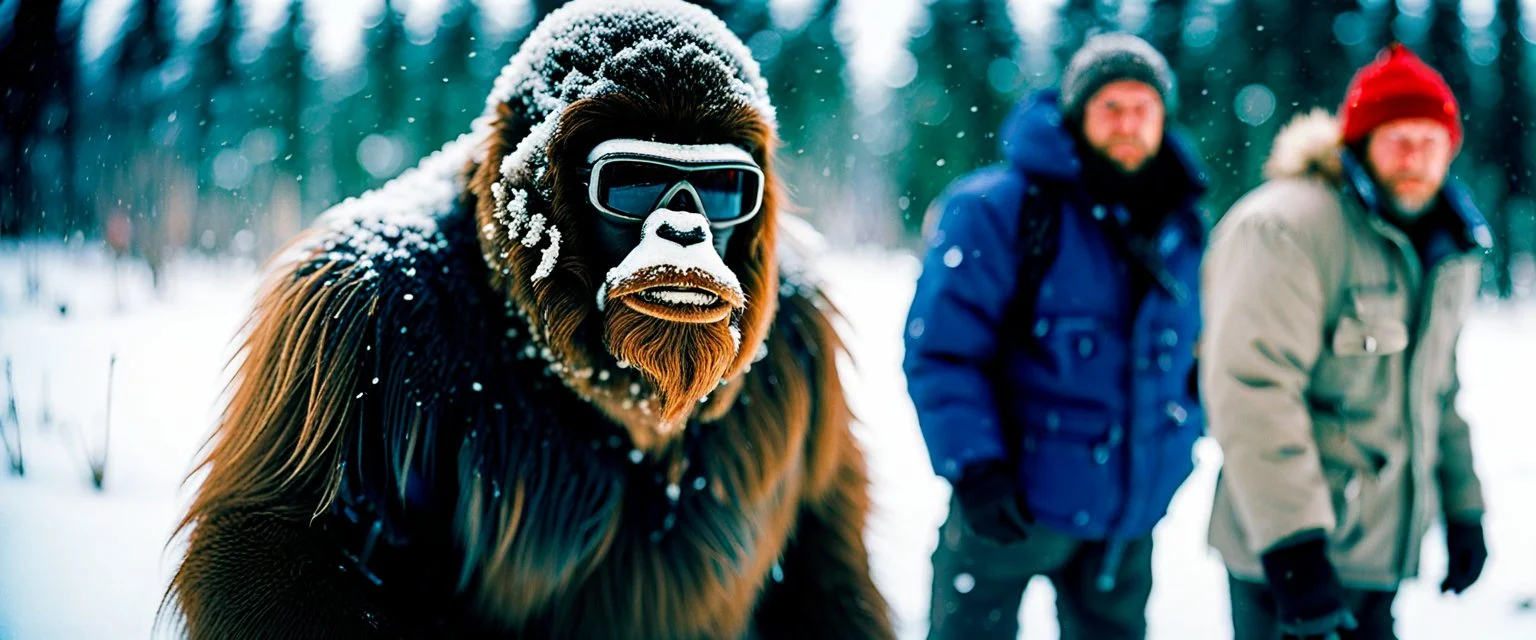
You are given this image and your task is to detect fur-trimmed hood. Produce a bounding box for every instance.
[1263,108,1345,183]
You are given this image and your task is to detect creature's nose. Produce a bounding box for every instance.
[656,221,707,247]
[664,189,700,214]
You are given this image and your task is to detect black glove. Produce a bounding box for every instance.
[1259,534,1358,639]
[953,461,1033,544]
[1441,519,1488,595]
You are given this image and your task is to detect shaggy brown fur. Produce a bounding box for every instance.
[162,36,892,640]
[471,93,782,449]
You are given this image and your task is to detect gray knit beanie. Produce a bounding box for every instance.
[1060,33,1176,120]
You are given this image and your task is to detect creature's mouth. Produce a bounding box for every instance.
[619,282,735,324]
[605,268,744,325]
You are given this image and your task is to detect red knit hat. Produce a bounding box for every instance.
[1340,43,1462,148]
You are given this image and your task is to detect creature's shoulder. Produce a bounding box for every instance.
[271,135,489,328]
[768,215,841,356]
[752,216,859,502]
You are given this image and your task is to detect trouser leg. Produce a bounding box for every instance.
[927,498,1077,640]
[1051,535,1154,640]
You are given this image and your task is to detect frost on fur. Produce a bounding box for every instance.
[495,188,530,241]
[521,214,547,248]
[532,227,563,283]
[278,127,487,272]
[483,0,775,203]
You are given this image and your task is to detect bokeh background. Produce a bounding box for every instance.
[3,0,1536,296]
[2,1,1535,639]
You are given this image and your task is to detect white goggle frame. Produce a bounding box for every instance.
[585,139,765,228]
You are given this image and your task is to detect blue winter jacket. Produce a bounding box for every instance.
[904,90,1209,545]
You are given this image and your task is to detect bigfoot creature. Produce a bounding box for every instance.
[162,1,894,638]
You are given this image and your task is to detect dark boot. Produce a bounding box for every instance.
[927,497,1079,640]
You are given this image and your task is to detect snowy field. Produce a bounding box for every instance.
[1,241,1533,639]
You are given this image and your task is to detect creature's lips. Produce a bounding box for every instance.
[605,269,744,325]
[620,283,734,324]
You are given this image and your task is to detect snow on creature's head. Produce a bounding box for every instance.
[485,0,776,197]
[467,0,784,451]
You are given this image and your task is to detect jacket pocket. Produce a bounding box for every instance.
[1314,416,1379,549]
[1018,403,1119,527]
[1321,461,1366,548]
[1035,315,1122,383]
[1331,286,1408,355]
[1318,287,1408,403]
[1330,316,1408,356]
[1022,400,1113,441]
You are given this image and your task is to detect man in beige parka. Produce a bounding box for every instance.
[1201,43,1492,640]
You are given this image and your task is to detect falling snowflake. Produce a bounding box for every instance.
[943,246,964,268]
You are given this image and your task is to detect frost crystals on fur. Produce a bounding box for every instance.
[483,0,776,202]
[532,227,562,282]
[281,128,486,270]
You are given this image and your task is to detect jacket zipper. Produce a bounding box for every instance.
[1366,216,1471,577]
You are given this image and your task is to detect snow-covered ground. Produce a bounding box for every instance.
[1,242,1533,639]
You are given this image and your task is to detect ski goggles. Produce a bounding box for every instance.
[585,139,765,228]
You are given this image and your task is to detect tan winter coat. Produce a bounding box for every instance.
[1201,110,1490,589]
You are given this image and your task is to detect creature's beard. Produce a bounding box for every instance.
[602,302,740,429]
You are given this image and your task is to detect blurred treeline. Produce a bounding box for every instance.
[1,0,1532,297]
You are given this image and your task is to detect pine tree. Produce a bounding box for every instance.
[1428,0,1476,172]
[253,0,312,250]
[683,0,772,39]
[1151,0,1222,210]
[111,0,174,150]
[766,0,856,229]
[1054,0,1105,74]
[186,0,244,249]
[1224,0,1354,198]
[263,0,308,181]
[0,0,74,235]
[1286,0,1354,116]
[350,0,412,187]
[327,47,371,202]
[1429,0,1472,99]
[1375,0,1405,49]
[1490,0,1527,297]
[1190,0,1256,215]
[895,0,1020,234]
[107,0,177,285]
[429,0,487,149]
[530,0,573,23]
[371,0,408,132]
[53,6,84,237]
[1144,0,1188,65]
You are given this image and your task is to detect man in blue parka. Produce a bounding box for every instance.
[903,33,1209,640]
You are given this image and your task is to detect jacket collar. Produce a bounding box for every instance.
[1339,149,1493,256]
[997,89,1209,204]
[1268,109,1491,256]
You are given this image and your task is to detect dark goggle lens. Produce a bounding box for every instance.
[596,161,761,222]
[689,168,760,222]
[597,163,679,216]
